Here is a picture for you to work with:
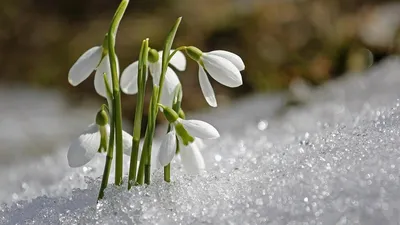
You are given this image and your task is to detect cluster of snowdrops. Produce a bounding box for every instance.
[66,0,245,200]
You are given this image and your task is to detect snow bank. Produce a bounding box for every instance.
[1,57,400,224]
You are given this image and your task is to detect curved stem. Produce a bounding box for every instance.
[168,46,187,62]
[108,0,129,186]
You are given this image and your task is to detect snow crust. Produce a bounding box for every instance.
[2,57,400,224]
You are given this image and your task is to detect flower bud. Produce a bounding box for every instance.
[96,105,109,126]
[148,48,159,63]
[185,46,203,62]
[160,104,179,123]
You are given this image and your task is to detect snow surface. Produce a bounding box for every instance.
[2,57,400,224]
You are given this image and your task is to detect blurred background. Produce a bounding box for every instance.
[0,0,400,162]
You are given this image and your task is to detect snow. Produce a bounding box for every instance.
[1,57,400,224]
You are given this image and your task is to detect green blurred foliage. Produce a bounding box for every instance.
[0,0,398,114]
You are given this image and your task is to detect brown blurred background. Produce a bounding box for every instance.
[1,0,400,116]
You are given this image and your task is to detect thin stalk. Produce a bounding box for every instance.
[137,17,182,185]
[136,88,157,185]
[168,46,187,62]
[163,125,172,182]
[98,74,115,201]
[98,123,115,200]
[148,18,182,184]
[163,85,182,182]
[128,39,149,189]
[137,86,158,185]
[164,164,170,182]
[108,0,129,186]
[145,88,158,184]
[136,128,149,184]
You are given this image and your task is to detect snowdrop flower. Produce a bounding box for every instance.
[68,45,113,98]
[158,130,206,174]
[185,46,245,107]
[67,108,133,168]
[157,106,219,174]
[120,49,186,107]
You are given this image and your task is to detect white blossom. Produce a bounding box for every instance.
[177,118,220,139]
[198,50,245,107]
[67,123,132,168]
[68,46,113,98]
[157,118,219,173]
[120,50,186,107]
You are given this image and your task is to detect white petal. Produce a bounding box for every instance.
[179,119,220,139]
[122,130,133,156]
[158,67,181,107]
[67,123,101,168]
[198,66,217,107]
[94,55,112,98]
[120,61,139,94]
[158,130,177,166]
[160,87,175,108]
[208,50,245,71]
[104,124,111,136]
[202,54,242,88]
[151,142,162,171]
[164,67,181,93]
[180,143,205,174]
[193,138,205,150]
[68,46,102,86]
[169,50,186,71]
[160,71,183,108]
[149,61,162,86]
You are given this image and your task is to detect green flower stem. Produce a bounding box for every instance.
[164,164,171,182]
[98,123,115,200]
[137,17,182,185]
[108,0,129,186]
[145,88,158,184]
[136,86,158,184]
[145,87,159,184]
[98,74,115,201]
[168,46,187,62]
[163,85,183,182]
[128,39,149,189]
[163,125,173,183]
[136,128,149,184]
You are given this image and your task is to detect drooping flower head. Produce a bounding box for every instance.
[157,105,219,174]
[67,106,132,167]
[120,49,186,107]
[68,36,114,98]
[185,46,245,107]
